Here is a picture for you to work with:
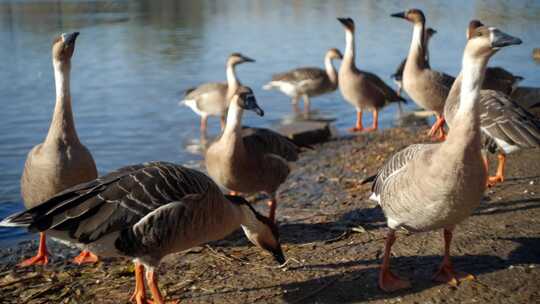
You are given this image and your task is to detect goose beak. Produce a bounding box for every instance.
[242,56,255,63]
[253,106,264,117]
[63,32,79,46]
[491,29,522,49]
[391,12,407,19]
[271,246,286,265]
[337,17,352,28]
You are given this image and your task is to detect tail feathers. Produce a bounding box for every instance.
[0,210,33,228]
[360,174,377,185]
[263,82,275,90]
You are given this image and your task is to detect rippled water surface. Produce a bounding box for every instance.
[0,0,539,245]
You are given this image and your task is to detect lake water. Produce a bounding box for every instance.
[0,0,539,245]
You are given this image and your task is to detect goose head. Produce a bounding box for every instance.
[233,86,264,116]
[426,27,437,39]
[52,32,79,63]
[227,52,255,66]
[391,9,425,25]
[337,17,355,32]
[466,25,521,59]
[466,20,484,39]
[226,195,286,265]
[326,48,343,60]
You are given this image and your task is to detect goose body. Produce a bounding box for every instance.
[369,24,521,292]
[2,161,284,303]
[391,10,454,140]
[205,87,299,221]
[18,32,98,266]
[263,48,342,115]
[443,20,537,186]
[180,53,254,135]
[337,18,405,132]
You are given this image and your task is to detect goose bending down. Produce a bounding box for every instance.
[391,9,454,141]
[206,87,300,222]
[1,162,285,304]
[365,25,521,291]
[180,53,254,136]
[444,20,538,187]
[263,48,342,115]
[337,18,406,132]
[17,32,99,266]
[392,27,437,97]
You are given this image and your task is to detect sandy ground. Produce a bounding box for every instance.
[0,126,539,304]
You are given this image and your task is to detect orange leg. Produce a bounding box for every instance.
[72,250,99,265]
[18,232,49,267]
[130,263,151,304]
[268,194,277,222]
[220,115,226,130]
[229,191,238,196]
[363,109,379,132]
[349,110,364,132]
[378,229,411,292]
[428,115,446,141]
[147,269,179,304]
[487,153,506,187]
[200,116,208,135]
[433,228,475,286]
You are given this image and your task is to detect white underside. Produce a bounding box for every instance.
[369,192,380,203]
[180,99,206,117]
[264,81,298,97]
[481,127,520,154]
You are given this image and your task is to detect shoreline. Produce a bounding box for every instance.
[1,125,539,303]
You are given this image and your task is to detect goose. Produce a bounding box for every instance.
[1,161,285,304]
[392,27,437,97]
[180,53,254,136]
[205,86,300,222]
[444,20,539,187]
[391,9,454,141]
[17,32,99,266]
[263,48,342,116]
[365,25,521,292]
[337,17,406,132]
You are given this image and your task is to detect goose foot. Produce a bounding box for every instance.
[379,268,411,292]
[348,126,364,133]
[433,262,475,287]
[73,250,99,265]
[487,175,503,187]
[487,153,506,187]
[18,232,49,267]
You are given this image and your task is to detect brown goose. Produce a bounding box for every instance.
[205,87,300,222]
[1,162,285,304]
[337,17,405,132]
[392,27,437,97]
[18,32,99,266]
[366,25,521,291]
[263,48,342,115]
[391,9,454,140]
[445,21,538,187]
[180,53,254,136]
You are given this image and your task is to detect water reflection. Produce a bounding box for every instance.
[0,0,539,244]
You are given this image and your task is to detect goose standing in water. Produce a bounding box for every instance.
[205,87,300,222]
[444,20,539,187]
[1,162,285,304]
[337,18,405,132]
[180,53,254,136]
[366,25,521,291]
[263,48,342,116]
[392,27,438,98]
[17,32,99,266]
[391,9,454,140]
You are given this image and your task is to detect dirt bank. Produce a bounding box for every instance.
[1,126,539,304]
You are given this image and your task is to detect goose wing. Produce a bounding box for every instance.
[7,162,218,245]
[362,71,405,103]
[271,67,326,84]
[241,127,299,162]
[391,58,407,82]
[479,90,540,150]
[370,144,436,203]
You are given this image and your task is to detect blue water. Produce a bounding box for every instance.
[0,0,539,245]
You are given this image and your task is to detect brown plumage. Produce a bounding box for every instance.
[205,87,299,222]
[18,32,98,267]
[1,161,285,303]
[337,17,405,132]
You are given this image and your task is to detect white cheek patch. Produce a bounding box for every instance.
[61,33,67,42]
[489,27,496,45]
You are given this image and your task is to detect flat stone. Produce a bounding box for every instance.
[277,121,334,146]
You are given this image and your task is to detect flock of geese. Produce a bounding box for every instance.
[1,8,540,304]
